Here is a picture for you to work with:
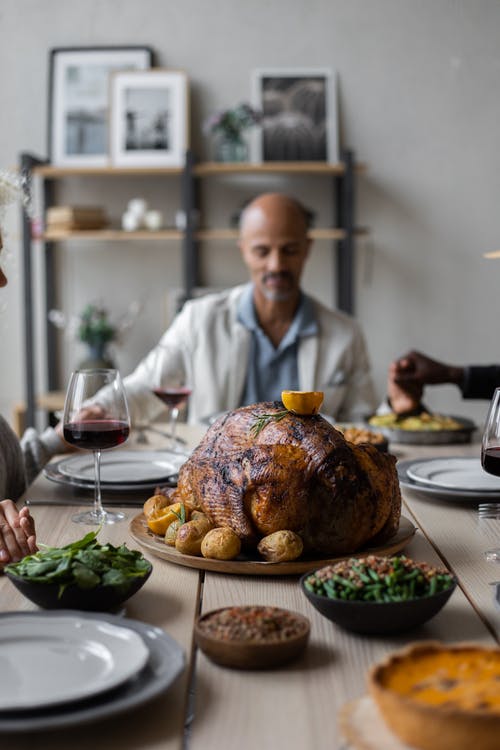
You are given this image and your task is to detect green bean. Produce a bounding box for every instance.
[304,554,455,604]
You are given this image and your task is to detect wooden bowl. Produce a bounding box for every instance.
[194,606,310,669]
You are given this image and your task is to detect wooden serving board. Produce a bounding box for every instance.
[129,514,416,576]
[338,695,411,749]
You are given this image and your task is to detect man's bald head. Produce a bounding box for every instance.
[238,193,312,304]
[239,193,311,239]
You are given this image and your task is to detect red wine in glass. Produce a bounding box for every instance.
[153,387,192,409]
[481,446,500,477]
[152,386,191,450]
[63,419,130,451]
[63,368,130,525]
[481,386,500,560]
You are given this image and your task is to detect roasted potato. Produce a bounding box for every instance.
[190,511,213,532]
[201,527,241,560]
[175,519,209,556]
[257,530,303,562]
[164,519,183,547]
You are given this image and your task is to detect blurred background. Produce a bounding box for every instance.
[1,0,499,429]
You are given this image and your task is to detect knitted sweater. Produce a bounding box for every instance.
[0,416,64,501]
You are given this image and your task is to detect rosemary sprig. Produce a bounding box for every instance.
[170,503,187,524]
[250,410,289,437]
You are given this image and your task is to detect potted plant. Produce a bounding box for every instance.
[203,102,261,162]
[48,301,142,369]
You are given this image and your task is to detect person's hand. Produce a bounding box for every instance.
[387,350,464,415]
[0,499,37,567]
[55,403,107,451]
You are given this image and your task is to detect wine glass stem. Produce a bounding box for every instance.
[93,448,105,521]
[169,407,179,450]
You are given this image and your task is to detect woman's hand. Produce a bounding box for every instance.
[0,499,37,567]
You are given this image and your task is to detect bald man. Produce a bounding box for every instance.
[104,193,377,424]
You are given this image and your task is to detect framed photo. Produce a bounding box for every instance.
[110,70,189,168]
[250,68,338,163]
[49,46,153,167]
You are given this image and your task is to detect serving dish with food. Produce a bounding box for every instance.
[368,641,500,750]
[129,512,416,575]
[368,411,476,445]
[130,396,417,572]
[194,605,310,669]
[301,555,456,634]
[333,423,389,452]
[5,530,152,611]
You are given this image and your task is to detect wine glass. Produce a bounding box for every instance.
[480,386,500,560]
[63,368,130,525]
[150,346,191,452]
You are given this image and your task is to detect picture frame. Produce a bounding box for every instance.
[250,68,339,163]
[110,69,189,168]
[49,46,153,167]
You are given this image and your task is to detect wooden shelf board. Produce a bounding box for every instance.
[33,165,183,177]
[32,161,367,179]
[193,161,368,176]
[40,229,184,241]
[39,227,369,243]
[195,227,369,241]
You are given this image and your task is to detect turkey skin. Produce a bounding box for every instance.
[172,402,401,556]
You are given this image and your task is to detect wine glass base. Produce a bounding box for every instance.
[484,548,500,562]
[72,509,126,525]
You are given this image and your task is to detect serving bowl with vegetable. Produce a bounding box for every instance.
[5,530,152,611]
[300,555,456,634]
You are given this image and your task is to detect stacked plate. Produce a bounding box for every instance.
[0,611,184,732]
[44,449,188,494]
[398,456,500,502]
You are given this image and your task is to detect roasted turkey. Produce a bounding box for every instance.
[171,402,401,556]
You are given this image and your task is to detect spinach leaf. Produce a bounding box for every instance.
[5,530,152,598]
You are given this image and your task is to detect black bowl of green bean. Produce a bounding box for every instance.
[300,554,456,634]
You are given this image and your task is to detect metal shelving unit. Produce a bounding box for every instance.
[20,149,365,427]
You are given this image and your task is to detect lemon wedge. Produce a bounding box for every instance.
[146,502,184,535]
[281,390,324,415]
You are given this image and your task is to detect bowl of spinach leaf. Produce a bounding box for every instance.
[4,530,152,611]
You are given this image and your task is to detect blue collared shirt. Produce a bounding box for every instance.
[237,284,318,405]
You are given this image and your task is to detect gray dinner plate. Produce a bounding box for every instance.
[44,459,178,497]
[0,610,185,733]
[398,458,500,502]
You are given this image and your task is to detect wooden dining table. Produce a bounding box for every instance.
[2,425,499,750]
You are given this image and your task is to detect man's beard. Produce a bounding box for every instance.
[260,272,296,301]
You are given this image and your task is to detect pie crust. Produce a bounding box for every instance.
[369,641,500,750]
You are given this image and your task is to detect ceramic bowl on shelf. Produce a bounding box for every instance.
[194,605,310,669]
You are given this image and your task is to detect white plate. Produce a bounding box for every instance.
[0,613,149,711]
[0,611,185,733]
[44,460,177,497]
[406,457,500,492]
[398,459,500,502]
[58,450,185,484]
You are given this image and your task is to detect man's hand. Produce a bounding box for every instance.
[387,350,464,415]
[0,500,37,566]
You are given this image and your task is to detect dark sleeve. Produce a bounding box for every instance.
[460,365,500,400]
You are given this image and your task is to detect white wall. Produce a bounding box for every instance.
[1,0,500,428]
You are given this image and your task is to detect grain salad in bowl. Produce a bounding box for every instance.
[194,605,310,669]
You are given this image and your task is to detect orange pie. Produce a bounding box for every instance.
[369,641,500,750]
